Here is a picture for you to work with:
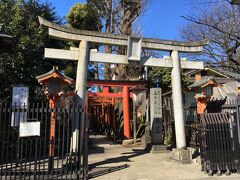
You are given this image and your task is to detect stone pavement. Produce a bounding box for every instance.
[88,134,240,180]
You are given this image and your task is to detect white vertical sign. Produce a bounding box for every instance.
[11,86,29,127]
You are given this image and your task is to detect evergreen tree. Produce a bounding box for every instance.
[65,3,102,80]
[66,3,101,31]
[149,67,189,93]
[0,0,61,102]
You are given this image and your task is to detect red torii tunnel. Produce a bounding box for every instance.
[36,67,147,140]
[87,79,147,139]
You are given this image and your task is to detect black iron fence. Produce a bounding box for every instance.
[162,94,198,148]
[0,102,84,179]
[192,97,240,176]
[184,105,197,123]
[162,94,240,151]
[185,123,201,148]
[199,113,240,176]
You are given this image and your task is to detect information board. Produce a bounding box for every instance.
[19,122,40,137]
[11,86,29,126]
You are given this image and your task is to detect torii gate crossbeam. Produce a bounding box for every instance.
[38,16,208,167]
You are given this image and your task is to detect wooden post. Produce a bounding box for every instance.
[112,98,116,141]
[107,104,110,125]
[101,104,104,131]
[98,106,101,130]
[93,106,96,130]
[133,95,137,145]
[48,95,56,171]
[123,86,130,139]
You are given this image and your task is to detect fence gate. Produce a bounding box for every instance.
[0,102,83,179]
[199,113,240,176]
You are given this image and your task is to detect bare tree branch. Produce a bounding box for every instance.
[181,1,240,73]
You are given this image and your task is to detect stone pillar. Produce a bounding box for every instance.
[171,50,186,149]
[75,40,89,107]
[123,86,131,139]
[72,41,89,177]
[150,88,163,144]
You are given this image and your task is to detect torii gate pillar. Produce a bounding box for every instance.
[75,40,89,107]
[123,86,131,139]
[73,40,89,158]
[171,50,186,149]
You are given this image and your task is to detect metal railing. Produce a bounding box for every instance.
[0,102,83,179]
[199,112,240,176]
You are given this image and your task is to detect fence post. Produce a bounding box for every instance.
[83,113,89,179]
[236,96,240,144]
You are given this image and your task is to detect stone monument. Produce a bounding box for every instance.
[150,88,167,152]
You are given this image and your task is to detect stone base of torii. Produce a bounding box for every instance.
[38,16,208,175]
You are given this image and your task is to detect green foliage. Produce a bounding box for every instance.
[64,63,76,79]
[149,67,190,93]
[149,67,172,91]
[66,2,102,81]
[0,0,61,102]
[66,3,102,31]
[164,127,173,146]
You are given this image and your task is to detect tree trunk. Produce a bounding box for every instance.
[104,0,112,80]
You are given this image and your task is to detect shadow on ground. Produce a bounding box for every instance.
[89,148,147,178]
[88,134,148,179]
[88,164,129,179]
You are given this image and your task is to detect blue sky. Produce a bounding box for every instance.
[43,0,191,41]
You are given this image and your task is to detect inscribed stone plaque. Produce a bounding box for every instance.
[150,88,163,144]
[127,36,142,61]
[150,88,162,120]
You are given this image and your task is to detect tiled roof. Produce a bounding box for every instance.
[36,66,74,83]
[188,76,215,88]
[217,68,240,80]
[184,65,240,81]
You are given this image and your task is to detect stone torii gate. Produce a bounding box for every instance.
[38,16,208,158]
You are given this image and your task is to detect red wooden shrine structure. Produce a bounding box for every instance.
[37,67,147,140]
[87,80,147,139]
